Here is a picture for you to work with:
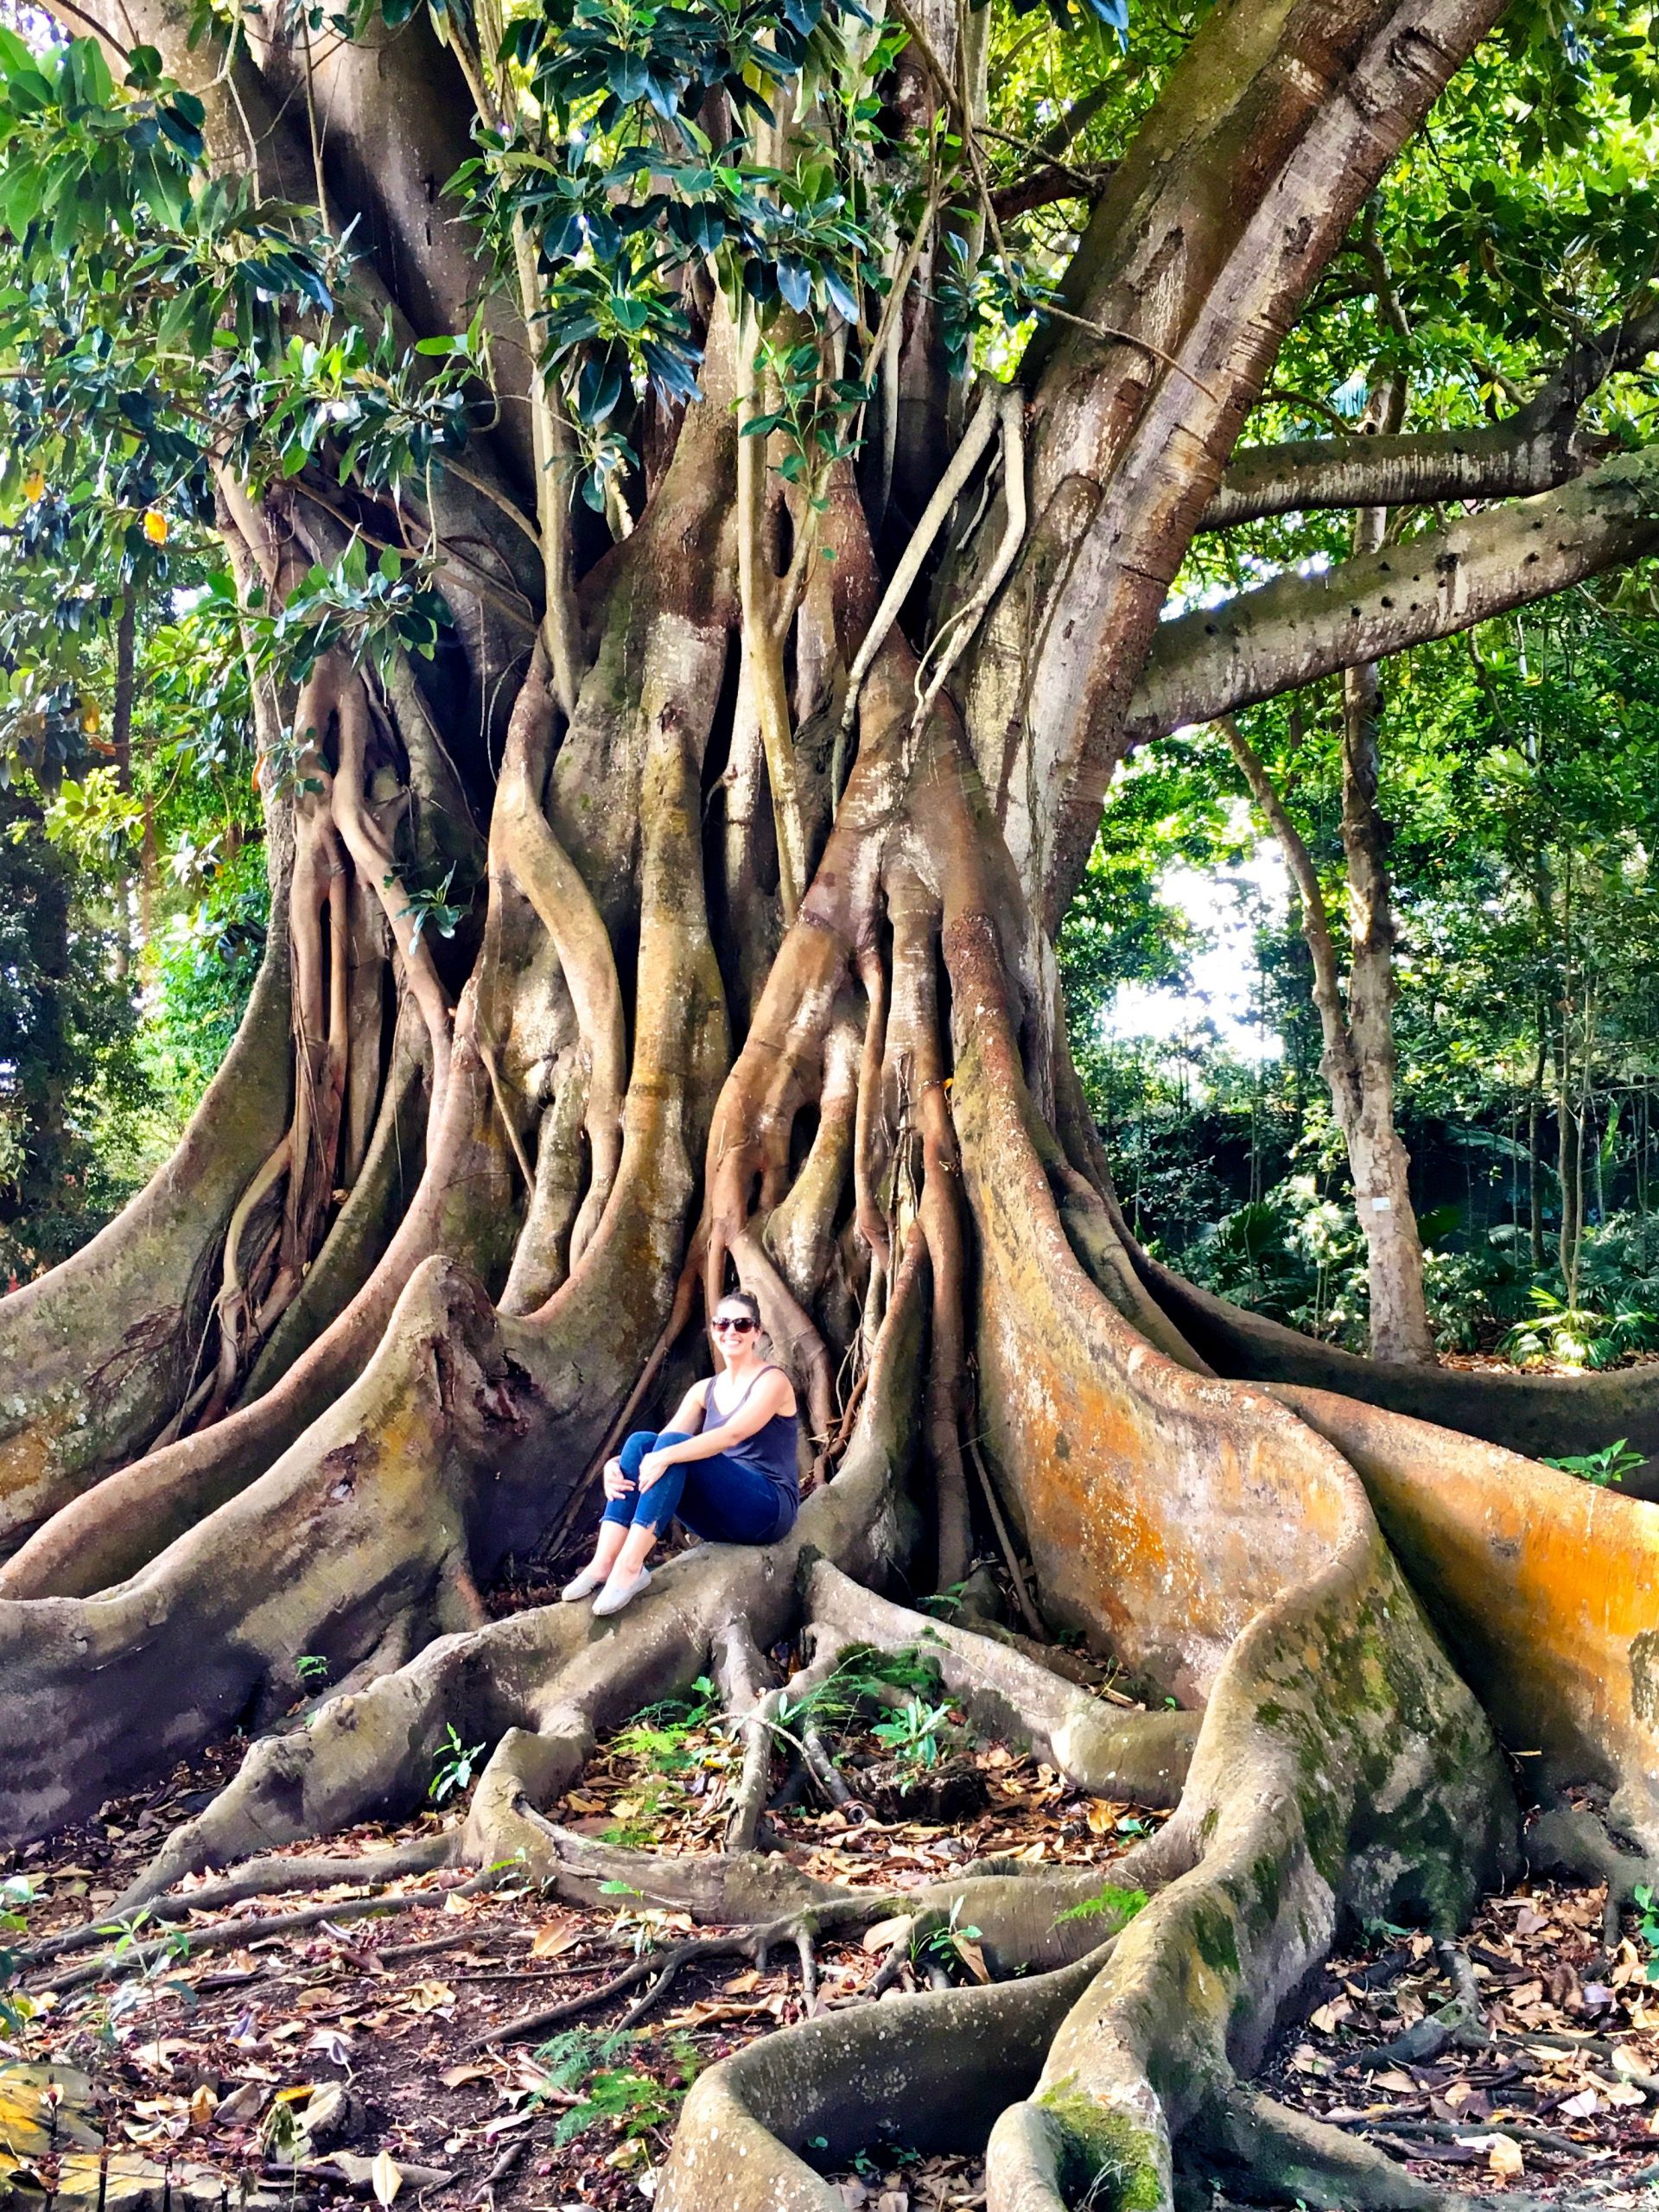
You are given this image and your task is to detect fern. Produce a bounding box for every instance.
[1053,1884,1148,1929]
[531,2028,699,2145]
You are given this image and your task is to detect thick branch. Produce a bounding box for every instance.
[1131,447,1659,739]
[969,0,1508,930]
[1205,296,1659,527]
[1201,419,1611,528]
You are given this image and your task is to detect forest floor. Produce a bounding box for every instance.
[7,1586,1659,2212]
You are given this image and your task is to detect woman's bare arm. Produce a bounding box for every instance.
[664,1381,709,1435]
[640,1370,794,1478]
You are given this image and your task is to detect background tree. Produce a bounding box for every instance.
[4,7,1659,2211]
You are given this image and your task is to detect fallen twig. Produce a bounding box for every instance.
[32,1890,445,1996]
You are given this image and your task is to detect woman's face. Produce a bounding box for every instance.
[712,1305,759,1363]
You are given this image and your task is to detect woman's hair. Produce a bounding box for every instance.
[714,1288,763,1330]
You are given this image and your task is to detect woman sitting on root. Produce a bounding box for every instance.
[563,1290,800,1617]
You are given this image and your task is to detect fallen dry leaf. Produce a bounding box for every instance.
[400,1980,456,2015]
[1484,2134,1524,2179]
[861,1916,914,1955]
[212,2082,265,2127]
[954,1939,989,1985]
[530,1919,580,1958]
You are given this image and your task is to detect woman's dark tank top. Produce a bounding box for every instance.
[703,1367,799,1530]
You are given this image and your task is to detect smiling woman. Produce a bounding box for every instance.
[563,1289,802,1615]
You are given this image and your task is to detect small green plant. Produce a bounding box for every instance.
[1632,1884,1659,1980]
[1503,1289,1659,1370]
[778,1644,944,1734]
[1542,1438,1645,1487]
[1053,1883,1149,1929]
[918,1897,984,1974]
[393,865,464,949]
[530,2027,698,2145]
[429,1723,486,1802]
[1,1874,36,2037]
[1357,1913,1413,1947]
[918,1583,969,1618]
[872,1697,956,1769]
[610,1678,720,1770]
[601,1680,725,1846]
[83,1910,194,2045]
[296,1653,330,1686]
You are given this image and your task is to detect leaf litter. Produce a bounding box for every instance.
[0,1656,1161,2212]
[1251,1820,1659,2205]
[10,1681,1656,2211]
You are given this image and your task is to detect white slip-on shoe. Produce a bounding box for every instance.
[560,1564,607,1602]
[591,1566,652,1617]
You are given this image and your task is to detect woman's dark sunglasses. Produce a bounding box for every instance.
[712,1315,756,1332]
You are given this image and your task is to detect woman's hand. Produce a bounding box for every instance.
[637,1447,676,1491]
[601,1456,633,1502]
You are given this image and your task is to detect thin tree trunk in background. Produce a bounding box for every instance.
[1639,1082,1649,1221]
[1557,1034,1582,1301]
[1557,859,1582,1297]
[1222,709,1432,1360]
[1332,287,1434,1366]
[1339,650,1436,1362]
[139,801,156,952]
[111,590,137,982]
[1527,1029,1547,1274]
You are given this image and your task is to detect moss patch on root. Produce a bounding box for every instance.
[1039,2085,1165,2212]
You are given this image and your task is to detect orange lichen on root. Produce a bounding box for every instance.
[1278,1386,1659,1849]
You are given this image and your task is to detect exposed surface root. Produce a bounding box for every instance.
[0,925,296,1548]
[104,1269,926,1904]
[803,1560,1197,1808]
[27,1831,454,1961]
[35,1887,467,1997]
[1525,1807,1659,1946]
[1192,2087,1489,2210]
[658,1947,1113,2212]
[1272,1386,1659,1853]
[1128,1242,1659,1492]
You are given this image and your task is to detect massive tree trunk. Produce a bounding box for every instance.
[7,5,1659,2210]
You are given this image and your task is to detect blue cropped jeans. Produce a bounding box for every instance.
[601,1428,795,1545]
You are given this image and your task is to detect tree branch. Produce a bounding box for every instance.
[1129,446,1659,740]
[1203,296,1659,528]
[964,0,1510,933]
[988,161,1114,225]
[1201,419,1613,529]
